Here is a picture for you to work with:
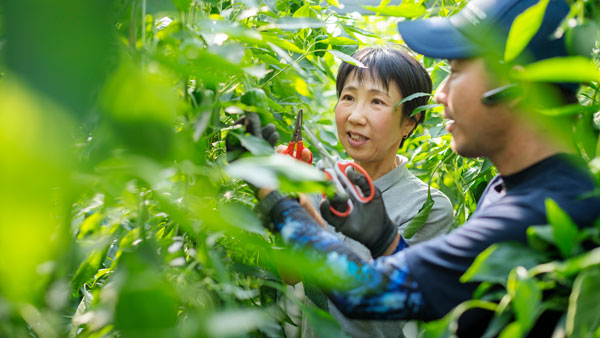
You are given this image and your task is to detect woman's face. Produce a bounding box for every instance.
[335,72,416,166]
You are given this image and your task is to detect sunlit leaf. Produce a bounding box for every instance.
[272,17,325,30]
[363,3,426,17]
[325,0,341,8]
[319,37,359,45]
[504,0,550,62]
[327,50,367,68]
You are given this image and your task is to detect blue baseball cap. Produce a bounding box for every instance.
[397,0,570,62]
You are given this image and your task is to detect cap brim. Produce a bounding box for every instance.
[397,17,479,59]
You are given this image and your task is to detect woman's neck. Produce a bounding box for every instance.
[355,155,399,181]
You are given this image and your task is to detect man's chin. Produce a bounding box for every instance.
[451,139,480,159]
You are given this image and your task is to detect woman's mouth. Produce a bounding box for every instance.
[347,131,369,146]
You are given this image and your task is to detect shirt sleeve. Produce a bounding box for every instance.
[271,198,432,320]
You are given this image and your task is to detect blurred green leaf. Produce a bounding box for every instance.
[204,309,279,337]
[566,267,600,337]
[219,202,267,235]
[300,304,347,338]
[556,247,600,277]
[237,133,276,156]
[363,3,426,17]
[273,17,325,29]
[319,36,359,45]
[511,56,600,83]
[504,0,549,62]
[226,154,328,192]
[461,242,546,284]
[546,198,579,258]
[325,0,341,8]
[72,244,110,295]
[508,267,541,333]
[114,244,179,338]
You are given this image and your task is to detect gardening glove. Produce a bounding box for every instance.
[225,111,279,161]
[319,170,397,258]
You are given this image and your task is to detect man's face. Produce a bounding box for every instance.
[434,58,515,159]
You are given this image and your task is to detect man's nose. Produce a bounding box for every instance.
[433,78,448,105]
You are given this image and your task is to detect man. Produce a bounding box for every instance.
[255,0,600,335]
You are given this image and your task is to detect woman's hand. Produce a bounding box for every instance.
[276,144,313,164]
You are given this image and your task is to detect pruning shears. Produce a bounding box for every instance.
[302,126,375,218]
[282,109,313,164]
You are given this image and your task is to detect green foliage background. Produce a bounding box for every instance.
[0,0,599,337]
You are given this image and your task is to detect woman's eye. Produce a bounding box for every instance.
[372,98,383,105]
[342,94,354,101]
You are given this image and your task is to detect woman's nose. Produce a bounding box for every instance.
[347,102,367,126]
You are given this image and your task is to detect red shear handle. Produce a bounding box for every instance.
[336,162,375,203]
[323,170,352,217]
[282,141,313,164]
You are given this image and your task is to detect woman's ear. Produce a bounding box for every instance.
[402,113,418,137]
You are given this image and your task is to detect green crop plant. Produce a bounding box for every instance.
[0,0,598,337]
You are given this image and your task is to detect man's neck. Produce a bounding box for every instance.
[489,128,563,176]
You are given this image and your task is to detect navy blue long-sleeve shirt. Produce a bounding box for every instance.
[270,154,600,333]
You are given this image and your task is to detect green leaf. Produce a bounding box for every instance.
[429,125,449,138]
[402,191,434,239]
[498,322,523,338]
[526,225,555,251]
[318,37,359,45]
[508,267,541,333]
[566,267,600,337]
[218,202,267,235]
[461,242,546,284]
[395,92,431,108]
[327,50,367,68]
[556,247,600,277]
[504,0,550,62]
[546,198,579,258]
[325,0,341,8]
[300,303,347,338]
[71,243,110,295]
[273,17,325,30]
[412,103,442,117]
[236,133,275,156]
[226,154,328,193]
[539,104,600,117]
[511,56,600,83]
[363,3,426,17]
[205,309,278,337]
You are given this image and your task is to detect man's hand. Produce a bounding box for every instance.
[319,170,397,258]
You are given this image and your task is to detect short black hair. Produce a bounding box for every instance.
[336,46,432,143]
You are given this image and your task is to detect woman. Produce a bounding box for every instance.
[281,47,454,338]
